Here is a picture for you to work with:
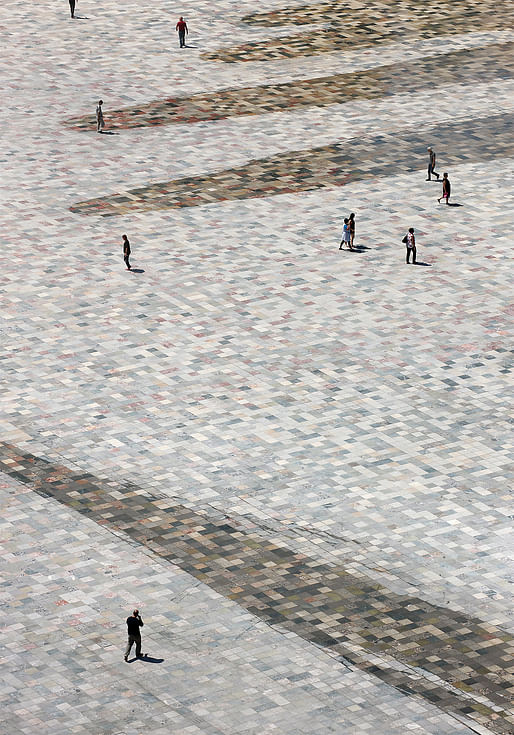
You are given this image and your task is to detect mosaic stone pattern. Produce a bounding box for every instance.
[204,0,514,63]
[63,42,514,131]
[1,0,513,733]
[69,112,514,215]
[1,442,513,733]
[2,476,482,735]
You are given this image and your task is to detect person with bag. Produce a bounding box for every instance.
[403,228,416,264]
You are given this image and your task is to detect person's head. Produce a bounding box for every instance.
[344,218,348,224]
[349,213,355,220]
[408,227,414,234]
[179,16,183,20]
[443,172,448,177]
[122,234,128,241]
[98,100,103,105]
[427,147,432,152]
[133,609,139,616]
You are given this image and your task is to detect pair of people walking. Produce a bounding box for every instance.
[426,148,451,205]
[339,213,356,250]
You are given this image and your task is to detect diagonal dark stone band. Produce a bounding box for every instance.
[1,441,513,733]
[69,113,514,216]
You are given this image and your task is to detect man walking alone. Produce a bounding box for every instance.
[96,100,105,133]
[176,17,188,47]
[122,234,131,270]
[426,147,439,181]
[124,609,144,661]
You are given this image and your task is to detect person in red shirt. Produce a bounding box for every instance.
[176,17,188,47]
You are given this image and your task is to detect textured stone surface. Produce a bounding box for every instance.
[0,0,513,733]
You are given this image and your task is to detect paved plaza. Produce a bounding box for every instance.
[0,1,513,734]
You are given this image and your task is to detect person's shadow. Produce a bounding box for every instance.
[413,261,432,266]
[99,131,120,136]
[447,202,463,207]
[127,654,164,663]
[131,268,145,273]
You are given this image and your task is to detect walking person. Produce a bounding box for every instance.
[437,173,451,205]
[124,609,144,661]
[176,17,188,47]
[426,147,439,181]
[339,218,352,250]
[123,235,131,270]
[349,212,356,249]
[69,0,76,17]
[403,227,416,264]
[96,100,105,133]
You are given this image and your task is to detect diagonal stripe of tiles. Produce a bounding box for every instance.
[2,442,513,733]
[63,42,514,131]
[69,112,514,216]
[204,0,514,63]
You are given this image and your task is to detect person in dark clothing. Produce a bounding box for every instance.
[426,147,439,181]
[349,212,356,248]
[123,234,131,270]
[124,609,144,661]
[69,0,75,17]
[176,17,188,47]
[438,173,451,205]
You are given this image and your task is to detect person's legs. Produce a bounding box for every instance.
[427,164,432,181]
[69,0,75,17]
[412,246,417,264]
[124,255,131,270]
[125,635,134,659]
[135,636,142,657]
[406,247,410,263]
[179,31,185,47]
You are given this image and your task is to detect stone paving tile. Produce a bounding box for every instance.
[204,0,514,63]
[1,478,481,735]
[69,112,514,214]
[63,42,514,130]
[1,443,513,733]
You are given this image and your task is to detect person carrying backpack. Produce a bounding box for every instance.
[402,228,416,264]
